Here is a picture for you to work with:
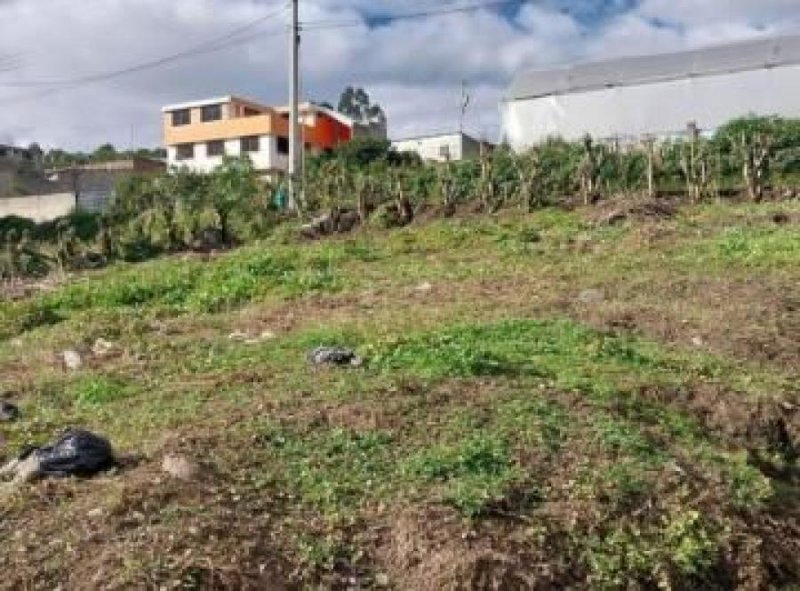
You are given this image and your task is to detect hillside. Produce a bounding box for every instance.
[0,197,798,589]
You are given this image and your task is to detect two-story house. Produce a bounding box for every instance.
[161,96,358,174]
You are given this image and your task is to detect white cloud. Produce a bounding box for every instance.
[0,0,796,150]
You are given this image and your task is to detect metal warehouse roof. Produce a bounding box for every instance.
[506,34,800,101]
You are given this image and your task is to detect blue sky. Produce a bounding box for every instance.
[0,0,797,149]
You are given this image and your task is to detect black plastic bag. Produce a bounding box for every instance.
[33,429,115,478]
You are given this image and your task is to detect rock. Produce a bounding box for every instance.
[62,349,83,371]
[308,346,363,368]
[691,336,705,347]
[87,507,104,519]
[91,338,115,358]
[374,573,390,588]
[416,282,433,294]
[577,289,605,305]
[0,402,20,422]
[228,331,249,342]
[162,454,201,481]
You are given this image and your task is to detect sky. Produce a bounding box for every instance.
[0,0,798,150]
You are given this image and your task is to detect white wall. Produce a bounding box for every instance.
[0,193,75,223]
[392,134,465,162]
[503,63,800,150]
[167,135,286,173]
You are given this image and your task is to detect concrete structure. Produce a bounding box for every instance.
[0,193,76,223]
[0,144,43,172]
[392,132,492,162]
[161,96,358,174]
[47,158,165,212]
[502,34,800,150]
[0,144,45,197]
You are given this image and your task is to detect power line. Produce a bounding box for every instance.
[0,1,290,90]
[300,0,524,30]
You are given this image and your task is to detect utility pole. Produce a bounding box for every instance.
[288,0,300,211]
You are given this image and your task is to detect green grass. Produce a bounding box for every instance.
[0,200,797,588]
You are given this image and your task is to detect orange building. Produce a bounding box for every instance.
[161,96,356,174]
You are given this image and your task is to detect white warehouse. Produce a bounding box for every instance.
[502,34,800,151]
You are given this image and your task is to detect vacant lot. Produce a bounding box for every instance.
[0,198,798,590]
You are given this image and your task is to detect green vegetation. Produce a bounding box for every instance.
[0,129,798,589]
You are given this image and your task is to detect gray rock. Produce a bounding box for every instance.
[308,346,363,367]
[62,349,83,371]
[162,454,201,481]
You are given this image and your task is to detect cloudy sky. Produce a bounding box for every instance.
[0,0,798,150]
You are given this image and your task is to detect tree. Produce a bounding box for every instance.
[92,144,117,162]
[208,156,259,244]
[337,86,386,124]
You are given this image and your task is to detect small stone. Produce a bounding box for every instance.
[374,573,390,588]
[87,508,104,519]
[162,454,201,481]
[416,282,433,293]
[259,330,277,341]
[62,349,83,371]
[91,338,115,357]
[228,331,248,342]
[691,336,704,347]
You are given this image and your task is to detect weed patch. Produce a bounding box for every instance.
[404,434,522,518]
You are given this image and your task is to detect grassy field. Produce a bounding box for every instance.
[0,197,798,589]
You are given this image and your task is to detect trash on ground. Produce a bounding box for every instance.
[308,346,364,367]
[0,429,115,485]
